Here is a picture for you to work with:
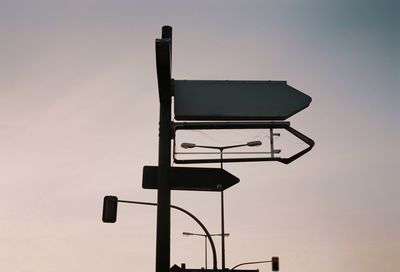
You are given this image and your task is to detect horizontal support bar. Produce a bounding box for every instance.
[174,157,281,164]
[173,121,290,131]
[175,151,275,155]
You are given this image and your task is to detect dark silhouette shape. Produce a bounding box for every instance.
[178,141,261,271]
[174,80,311,121]
[231,257,279,271]
[170,264,182,272]
[126,25,314,272]
[155,25,173,272]
[142,166,239,191]
[102,196,118,223]
[182,232,230,270]
[102,196,218,272]
[272,257,279,271]
[173,121,314,165]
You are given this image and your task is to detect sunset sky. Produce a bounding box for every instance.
[1,1,399,272]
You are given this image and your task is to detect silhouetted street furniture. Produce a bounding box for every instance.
[102,196,218,272]
[102,25,314,272]
[179,141,262,271]
[173,121,314,165]
[231,257,280,271]
[171,264,259,272]
[142,166,239,191]
[182,232,230,270]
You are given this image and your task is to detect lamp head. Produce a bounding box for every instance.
[181,143,196,149]
[247,140,262,147]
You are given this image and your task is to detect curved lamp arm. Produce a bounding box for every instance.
[232,260,271,270]
[110,198,219,272]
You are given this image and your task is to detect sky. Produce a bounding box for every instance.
[1,0,399,271]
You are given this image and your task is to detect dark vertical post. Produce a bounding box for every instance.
[220,149,226,271]
[155,25,173,272]
[270,128,274,158]
[204,236,208,269]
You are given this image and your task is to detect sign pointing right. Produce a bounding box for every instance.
[174,80,311,121]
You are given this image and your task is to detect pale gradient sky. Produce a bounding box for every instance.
[1,1,399,272]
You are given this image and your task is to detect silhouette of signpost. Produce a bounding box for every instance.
[153,26,314,272]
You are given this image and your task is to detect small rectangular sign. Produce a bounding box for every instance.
[174,80,311,120]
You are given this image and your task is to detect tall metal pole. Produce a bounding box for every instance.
[220,148,226,271]
[270,128,274,158]
[156,25,172,272]
[204,235,208,269]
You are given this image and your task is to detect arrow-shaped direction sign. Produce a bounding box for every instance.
[174,80,311,121]
[142,166,239,191]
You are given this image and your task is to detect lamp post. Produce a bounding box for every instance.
[181,140,262,271]
[182,232,230,269]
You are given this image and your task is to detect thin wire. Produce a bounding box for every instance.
[279,134,304,145]
[187,130,223,145]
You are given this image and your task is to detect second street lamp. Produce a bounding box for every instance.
[183,232,230,269]
[181,140,262,271]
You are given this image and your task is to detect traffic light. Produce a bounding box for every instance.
[102,196,118,223]
[271,257,279,271]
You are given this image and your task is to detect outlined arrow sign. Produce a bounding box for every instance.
[174,80,311,120]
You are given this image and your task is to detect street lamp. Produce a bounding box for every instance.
[182,232,230,269]
[180,140,262,271]
[181,141,262,160]
[231,257,280,271]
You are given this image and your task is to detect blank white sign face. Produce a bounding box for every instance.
[174,80,311,120]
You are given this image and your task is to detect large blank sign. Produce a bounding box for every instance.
[174,80,311,120]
